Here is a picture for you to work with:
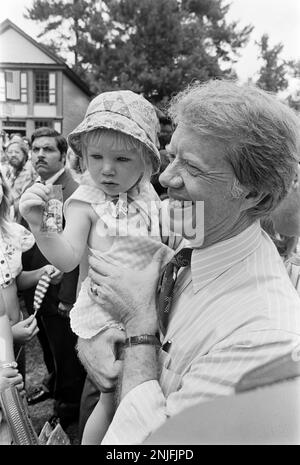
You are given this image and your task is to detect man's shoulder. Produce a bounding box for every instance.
[55,169,79,200]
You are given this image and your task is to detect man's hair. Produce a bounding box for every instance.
[31,127,68,159]
[169,79,300,218]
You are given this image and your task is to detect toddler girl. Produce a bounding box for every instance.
[19,90,176,443]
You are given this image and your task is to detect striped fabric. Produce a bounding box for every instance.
[102,221,300,444]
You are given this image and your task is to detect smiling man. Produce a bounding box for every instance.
[85,80,300,445]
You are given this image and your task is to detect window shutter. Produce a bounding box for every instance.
[49,72,56,104]
[6,70,20,100]
[20,72,28,103]
[0,72,5,101]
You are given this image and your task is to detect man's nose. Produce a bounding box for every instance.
[36,148,45,157]
[159,163,183,188]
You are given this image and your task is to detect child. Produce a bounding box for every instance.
[0,170,62,362]
[19,90,176,443]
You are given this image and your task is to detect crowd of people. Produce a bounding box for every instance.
[1,79,300,445]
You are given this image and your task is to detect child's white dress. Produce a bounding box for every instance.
[65,182,175,339]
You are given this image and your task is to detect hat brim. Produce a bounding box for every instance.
[68,111,161,174]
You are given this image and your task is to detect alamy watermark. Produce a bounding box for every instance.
[94,195,204,243]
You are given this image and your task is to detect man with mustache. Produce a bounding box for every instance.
[21,127,85,429]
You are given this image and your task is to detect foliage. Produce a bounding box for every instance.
[25,0,253,102]
[255,34,288,93]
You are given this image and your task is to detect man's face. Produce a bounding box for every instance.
[6,143,26,170]
[159,124,246,246]
[31,136,64,180]
[0,176,4,205]
[271,164,300,237]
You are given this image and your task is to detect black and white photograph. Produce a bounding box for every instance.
[0,0,300,449]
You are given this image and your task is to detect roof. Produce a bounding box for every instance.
[0,19,92,97]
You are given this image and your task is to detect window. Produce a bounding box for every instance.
[0,70,23,101]
[34,120,54,129]
[2,120,26,128]
[35,71,56,104]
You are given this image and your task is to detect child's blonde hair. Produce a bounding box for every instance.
[81,128,154,184]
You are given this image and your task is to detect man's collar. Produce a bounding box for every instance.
[36,167,65,185]
[190,221,262,293]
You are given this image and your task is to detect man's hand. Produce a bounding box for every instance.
[88,248,170,335]
[77,328,126,392]
[11,315,39,344]
[19,183,51,230]
[0,367,24,392]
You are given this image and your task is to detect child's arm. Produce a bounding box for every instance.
[0,367,24,392]
[19,183,91,272]
[16,265,63,291]
[0,303,15,363]
[81,392,115,445]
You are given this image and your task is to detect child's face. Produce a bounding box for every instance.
[84,132,144,196]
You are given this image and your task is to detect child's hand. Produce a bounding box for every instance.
[42,265,64,284]
[19,183,51,229]
[11,315,39,344]
[0,367,24,392]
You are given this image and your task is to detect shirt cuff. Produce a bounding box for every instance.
[102,380,166,445]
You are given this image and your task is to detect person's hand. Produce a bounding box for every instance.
[87,248,170,335]
[0,367,24,392]
[77,328,126,392]
[42,264,64,285]
[19,183,51,230]
[11,315,39,344]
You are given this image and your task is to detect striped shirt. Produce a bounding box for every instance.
[102,221,300,444]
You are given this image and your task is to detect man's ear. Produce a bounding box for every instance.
[291,167,299,190]
[240,190,270,212]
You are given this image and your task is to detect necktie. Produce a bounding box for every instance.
[157,247,192,335]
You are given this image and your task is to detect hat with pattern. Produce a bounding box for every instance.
[68,90,161,173]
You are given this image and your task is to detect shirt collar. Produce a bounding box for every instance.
[190,221,262,293]
[36,167,65,185]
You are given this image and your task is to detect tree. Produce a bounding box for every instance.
[25,0,253,102]
[25,0,110,77]
[256,34,288,93]
[285,60,300,111]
